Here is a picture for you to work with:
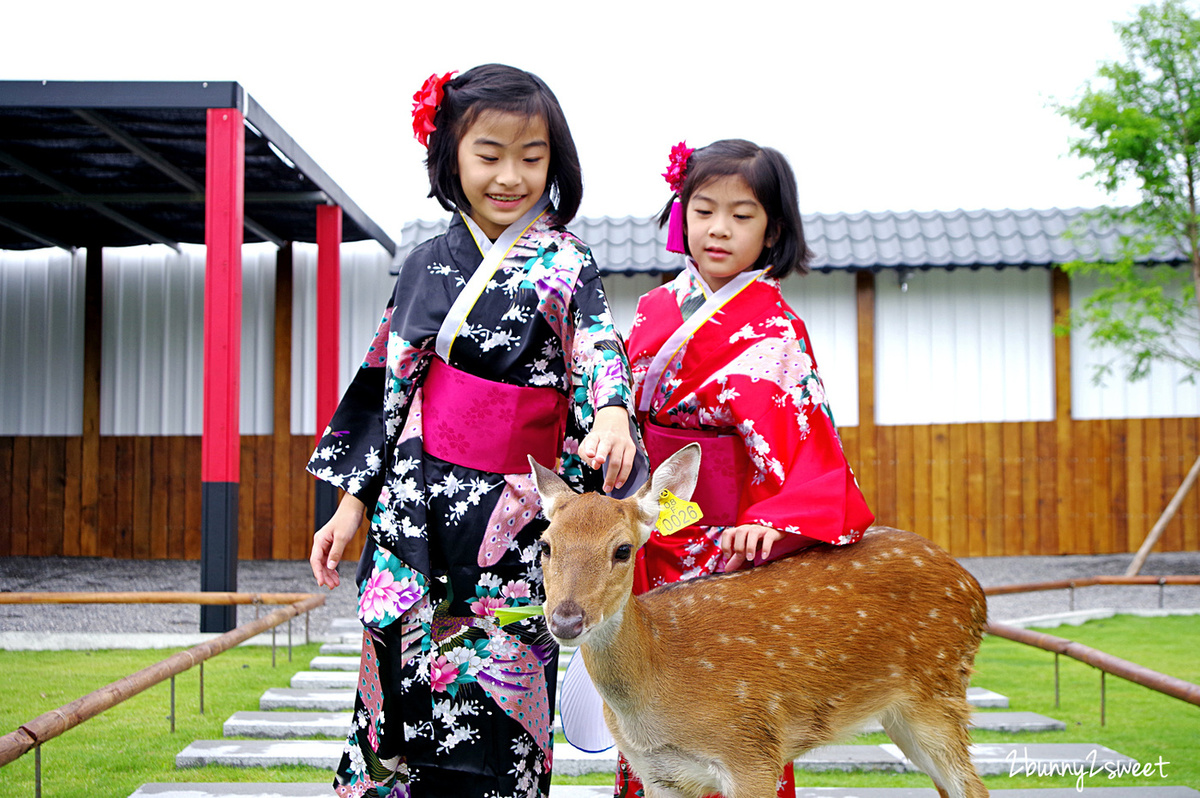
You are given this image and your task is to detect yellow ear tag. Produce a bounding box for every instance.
[655,489,703,535]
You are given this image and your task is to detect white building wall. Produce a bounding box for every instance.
[874,268,1056,425]
[780,271,860,428]
[0,248,85,435]
[1070,268,1200,419]
[9,243,1195,436]
[100,244,276,435]
[292,242,396,436]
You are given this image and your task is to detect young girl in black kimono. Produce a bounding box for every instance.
[308,63,637,798]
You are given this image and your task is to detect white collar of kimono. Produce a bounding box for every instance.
[637,258,765,413]
[435,194,552,362]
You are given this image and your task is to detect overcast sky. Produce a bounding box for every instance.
[4,0,1157,245]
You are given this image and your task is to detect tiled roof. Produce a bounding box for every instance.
[394,207,1188,275]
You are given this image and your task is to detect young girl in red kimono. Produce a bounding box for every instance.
[307,64,637,798]
[616,139,875,798]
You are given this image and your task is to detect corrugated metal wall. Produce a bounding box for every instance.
[291,242,397,436]
[0,243,397,437]
[0,248,85,435]
[874,268,1057,425]
[5,246,1200,437]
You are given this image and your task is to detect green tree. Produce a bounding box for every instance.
[1055,0,1200,382]
[1055,0,1200,575]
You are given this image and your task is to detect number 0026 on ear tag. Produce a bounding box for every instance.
[655,489,703,535]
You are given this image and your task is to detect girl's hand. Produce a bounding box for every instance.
[720,523,785,572]
[580,405,636,492]
[310,493,366,589]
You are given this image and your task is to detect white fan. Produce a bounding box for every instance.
[558,648,615,753]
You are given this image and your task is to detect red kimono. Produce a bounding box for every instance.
[616,265,874,797]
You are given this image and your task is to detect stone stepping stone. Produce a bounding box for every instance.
[328,619,360,637]
[224,711,351,739]
[291,671,355,689]
[130,786,1200,798]
[855,711,1063,735]
[318,642,360,655]
[130,785,334,798]
[967,686,1008,708]
[260,688,355,711]
[308,656,360,672]
[175,740,342,769]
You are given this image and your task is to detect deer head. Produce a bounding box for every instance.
[529,443,701,645]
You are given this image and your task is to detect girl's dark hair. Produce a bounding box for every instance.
[657,139,812,277]
[424,64,582,225]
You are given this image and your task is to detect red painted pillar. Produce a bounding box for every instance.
[314,204,343,529]
[201,107,244,632]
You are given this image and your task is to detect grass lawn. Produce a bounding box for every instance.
[0,643,332,798]
[1,614,1197,797]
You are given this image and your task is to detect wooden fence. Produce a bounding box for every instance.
[2,415,1197,561]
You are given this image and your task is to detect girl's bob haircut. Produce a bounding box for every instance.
[425,64,583,225]
[658,139,813,277]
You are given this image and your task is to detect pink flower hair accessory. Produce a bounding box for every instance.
[662,140,694,194]
[412,70,457,148]
[662,141,693,254]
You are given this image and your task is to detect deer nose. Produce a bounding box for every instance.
[549,601,585,640]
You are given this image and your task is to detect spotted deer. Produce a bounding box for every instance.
[530,443,989,798]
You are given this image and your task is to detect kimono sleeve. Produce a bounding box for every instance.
[306,304,393,508]
[723,318,874,547]
[562,247,646,494]
[305,253,440,509]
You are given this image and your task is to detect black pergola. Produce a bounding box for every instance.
[0,80,393,252]
[0,81,393,630]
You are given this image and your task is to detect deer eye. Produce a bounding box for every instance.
[538,540,551,559]
[613,544,633,562]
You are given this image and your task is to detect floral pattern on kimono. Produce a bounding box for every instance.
[625,264,874,590]
[308,212,634,798]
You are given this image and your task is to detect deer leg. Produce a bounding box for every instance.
[879,705,988,798]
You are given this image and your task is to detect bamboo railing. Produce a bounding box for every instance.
[981,575,1200,713]
[0,592,325,767]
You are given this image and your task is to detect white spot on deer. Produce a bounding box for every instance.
[700,659,715,670]
[825,584,841,593]
[857,609,869,619]
[937,651,947,660]
[913,556,925,567]
[851,560,864,568]
[928,609,939,619]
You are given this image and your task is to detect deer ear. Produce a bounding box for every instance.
[528,455,576,520]
[633,442,702,533]
[651,442,701,501]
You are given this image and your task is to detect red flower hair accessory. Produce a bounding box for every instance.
[412,70,457,148]
[662,140,694,194]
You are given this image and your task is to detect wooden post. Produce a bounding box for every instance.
[80,248,101,556]
[1052,267,1072,554]
[855,270,877,510]
[272,243,294,560]
[1126,454,1200,576]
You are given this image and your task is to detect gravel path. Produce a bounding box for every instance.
[2,550,1198,638]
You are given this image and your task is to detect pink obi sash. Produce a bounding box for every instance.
[421,358,567,474]
[643,422,747,526]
